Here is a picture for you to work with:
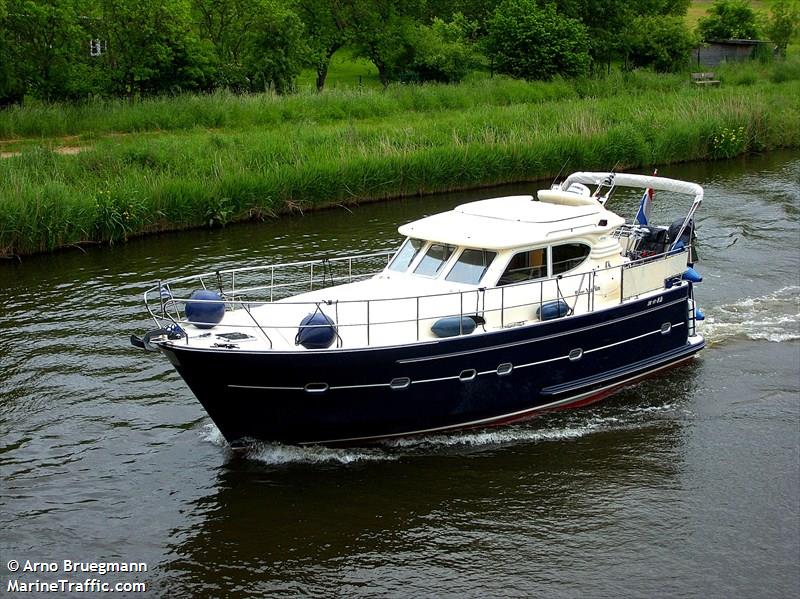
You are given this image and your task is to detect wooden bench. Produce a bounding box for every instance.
[692,72,721,86]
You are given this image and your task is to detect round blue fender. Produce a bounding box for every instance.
[185,290,225,329]
[682,267,703,283]
[431,316,478,338]
[296,311,338,349]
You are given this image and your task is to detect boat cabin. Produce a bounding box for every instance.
[380,192,626,291]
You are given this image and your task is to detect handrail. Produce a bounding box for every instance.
[143,246,689,346]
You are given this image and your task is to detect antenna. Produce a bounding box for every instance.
[550,158,570,189]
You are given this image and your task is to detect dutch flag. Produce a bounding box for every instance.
[635,169,657,226]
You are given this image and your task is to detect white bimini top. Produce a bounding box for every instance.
[397,194,625,250]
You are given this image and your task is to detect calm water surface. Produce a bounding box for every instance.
[1,152,798,597]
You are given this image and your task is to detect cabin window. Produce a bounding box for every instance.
[388,238,424,272]
[414,243,456,277]
[446,249,497,284]
[498,248,547,285]
[552,243,590,276]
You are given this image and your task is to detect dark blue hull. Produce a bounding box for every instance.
[162,285,703,445]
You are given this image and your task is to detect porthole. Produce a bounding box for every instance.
[497,363,513,376]
[568,348,583,362]
[661,322,672,335]
[304,382,329,393]
[390,377,411,390]
[459,369,477,382]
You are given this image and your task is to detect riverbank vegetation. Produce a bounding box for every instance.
[1,68,798,257]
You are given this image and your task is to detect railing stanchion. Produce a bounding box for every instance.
[270,267,274,302]
[310,263,314,291]
[498,287,503,328]
[620,264,624,304]
[459,292,464,335]
[366,300,371,346]
[416,296,420,341]
[157,279,165,317]
[539,280,544,320]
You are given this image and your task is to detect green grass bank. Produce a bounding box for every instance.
[1,68,799,258]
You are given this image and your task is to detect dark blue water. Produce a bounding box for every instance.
[1,152,798,597]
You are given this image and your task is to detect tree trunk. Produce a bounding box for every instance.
[316,62,329,93]
[375,60,389,89]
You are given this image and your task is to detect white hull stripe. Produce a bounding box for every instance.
[228,322,686,392]
[303,352,701,445]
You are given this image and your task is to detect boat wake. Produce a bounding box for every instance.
[702,286,800,344]
[201,423,395,464]
[201,406,679,465]
[384,415,622,449]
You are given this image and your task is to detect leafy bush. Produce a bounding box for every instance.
[486,0,590,81]
[404,14,480,83]
[698,0,760,40]
[711,125,748,158]
[626,15,697,73]
[770,57,800,83]
[242,1,308,94]
[768,0,800,58]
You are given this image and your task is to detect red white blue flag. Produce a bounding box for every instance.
[635,169,657,225]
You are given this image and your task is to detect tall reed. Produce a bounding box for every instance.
[1,80,798,257]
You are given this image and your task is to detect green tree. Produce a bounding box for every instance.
[405,13,480,83]
[100,0,208,97]
[350,0,425,87]
[241,1,307,94]
[192,0,257,89]
[768,0,799,58]
[486,0,590,80]
[550,0,691,68]
[293,0,353,92]
[626,15,697,72]
[1,0,101,101]
[698,0,760,41]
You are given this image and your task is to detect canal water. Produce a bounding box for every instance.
[1,152,798,597]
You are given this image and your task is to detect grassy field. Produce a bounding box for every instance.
[1,59,798,258]
[296,48,383,91]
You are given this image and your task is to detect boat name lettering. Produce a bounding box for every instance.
[647,296,664,307]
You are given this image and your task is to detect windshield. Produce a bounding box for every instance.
[446,249,496,284]
[414,243,456,277]
[388,238,424,272]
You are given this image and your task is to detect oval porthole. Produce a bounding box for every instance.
[497,363,513,376]
[568,348,583,362]
[390,377,411,390]
[304,382,329,393]
[661,322,672,335]
[459,369,477,382]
